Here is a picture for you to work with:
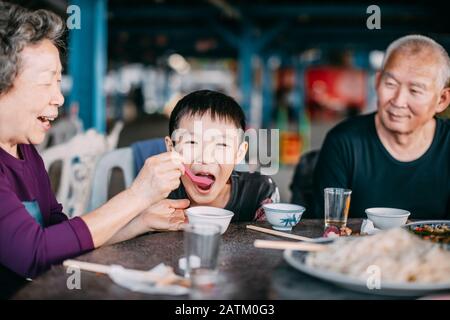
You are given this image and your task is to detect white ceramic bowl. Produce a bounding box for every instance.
[263,203,305,231]
[365,207,411,230]
[185,206,234,234]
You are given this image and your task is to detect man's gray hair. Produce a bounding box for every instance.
[0,1,64,95]
[382,34,450,89]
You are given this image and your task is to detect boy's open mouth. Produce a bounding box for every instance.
[194,173,216,191]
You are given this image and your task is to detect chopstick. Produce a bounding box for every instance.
[62,259,190,287]
[63,259,111,274]
[254,240,327,252]
[246,225,315,242]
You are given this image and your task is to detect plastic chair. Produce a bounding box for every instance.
[88,137,167,211]
[88,147,134,211]
[41,122,124,217]
[289,149,320,209]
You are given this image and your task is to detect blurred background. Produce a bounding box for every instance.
[10,0,450,209]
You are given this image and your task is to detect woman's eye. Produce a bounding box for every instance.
[185,140,197,145]
[217,143,228,147]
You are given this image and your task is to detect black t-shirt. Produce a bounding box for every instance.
[312,112,450,219]
[169,171,279,222]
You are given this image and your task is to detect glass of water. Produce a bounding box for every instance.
[183,223,221,279]
[324,188,352,229]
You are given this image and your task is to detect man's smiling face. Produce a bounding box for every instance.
[376,49,446,135]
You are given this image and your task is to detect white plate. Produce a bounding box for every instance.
[403,220,450,250]
[308,236,336,244]
[404,220,450,229]
[283,250,450,297]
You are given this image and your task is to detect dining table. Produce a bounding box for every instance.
[12,218,411,300]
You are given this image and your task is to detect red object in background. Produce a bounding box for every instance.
[306,67,367,119]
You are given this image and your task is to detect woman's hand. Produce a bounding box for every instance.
[83,152,185,248]
[141,198,190,231]
[129,152,185,207]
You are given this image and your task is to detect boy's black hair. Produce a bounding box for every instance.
[169,90,246,136]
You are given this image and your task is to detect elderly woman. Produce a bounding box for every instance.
[0,2,189,298]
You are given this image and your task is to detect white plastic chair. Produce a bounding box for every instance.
[41,122,124,217]
[88,147,134,211]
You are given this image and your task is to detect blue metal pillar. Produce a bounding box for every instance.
[209,19,290,128]
[238,24,253,125]
[68,0,107,133]
[261,55,275,129]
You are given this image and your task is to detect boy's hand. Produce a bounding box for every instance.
[141,198,190,231]
[129,152,185,207]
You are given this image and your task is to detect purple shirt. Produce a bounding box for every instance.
[0,144,94,279]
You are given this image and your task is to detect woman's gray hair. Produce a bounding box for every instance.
[0,1,64,95]
[381,34,450,89]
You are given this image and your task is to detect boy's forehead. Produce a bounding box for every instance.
[177,112,240,130]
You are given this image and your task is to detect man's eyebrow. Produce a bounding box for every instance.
[382,71,399,83]
[409,81,427,90]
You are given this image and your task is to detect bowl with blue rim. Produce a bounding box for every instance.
[262,203,306,231]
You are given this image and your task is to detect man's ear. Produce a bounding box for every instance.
[235,141,248,164]
[436,87,450,114]
[165,136,174,152]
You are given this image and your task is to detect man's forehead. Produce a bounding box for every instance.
[383,59,437,88]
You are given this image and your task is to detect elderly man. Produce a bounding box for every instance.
[311,35,450,219]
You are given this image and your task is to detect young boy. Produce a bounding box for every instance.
[165,90,279,222]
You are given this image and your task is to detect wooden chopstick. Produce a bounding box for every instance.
[246,225,315,242]
[63,259,190,287]
[63,259,111,274]
[254,239,327,252]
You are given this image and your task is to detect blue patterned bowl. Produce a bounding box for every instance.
[263,203,305,231]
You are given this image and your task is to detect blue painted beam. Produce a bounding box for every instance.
[240,4,434,18]
[255,20,291,52]
[207,18,240,49]
[68,0,107,133]
[110,6,216,19]
[111,4,435,19]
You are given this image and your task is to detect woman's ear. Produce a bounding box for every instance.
[235,141,248,164]
[165,136,174,152]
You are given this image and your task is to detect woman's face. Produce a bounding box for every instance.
[0,39,64,147]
